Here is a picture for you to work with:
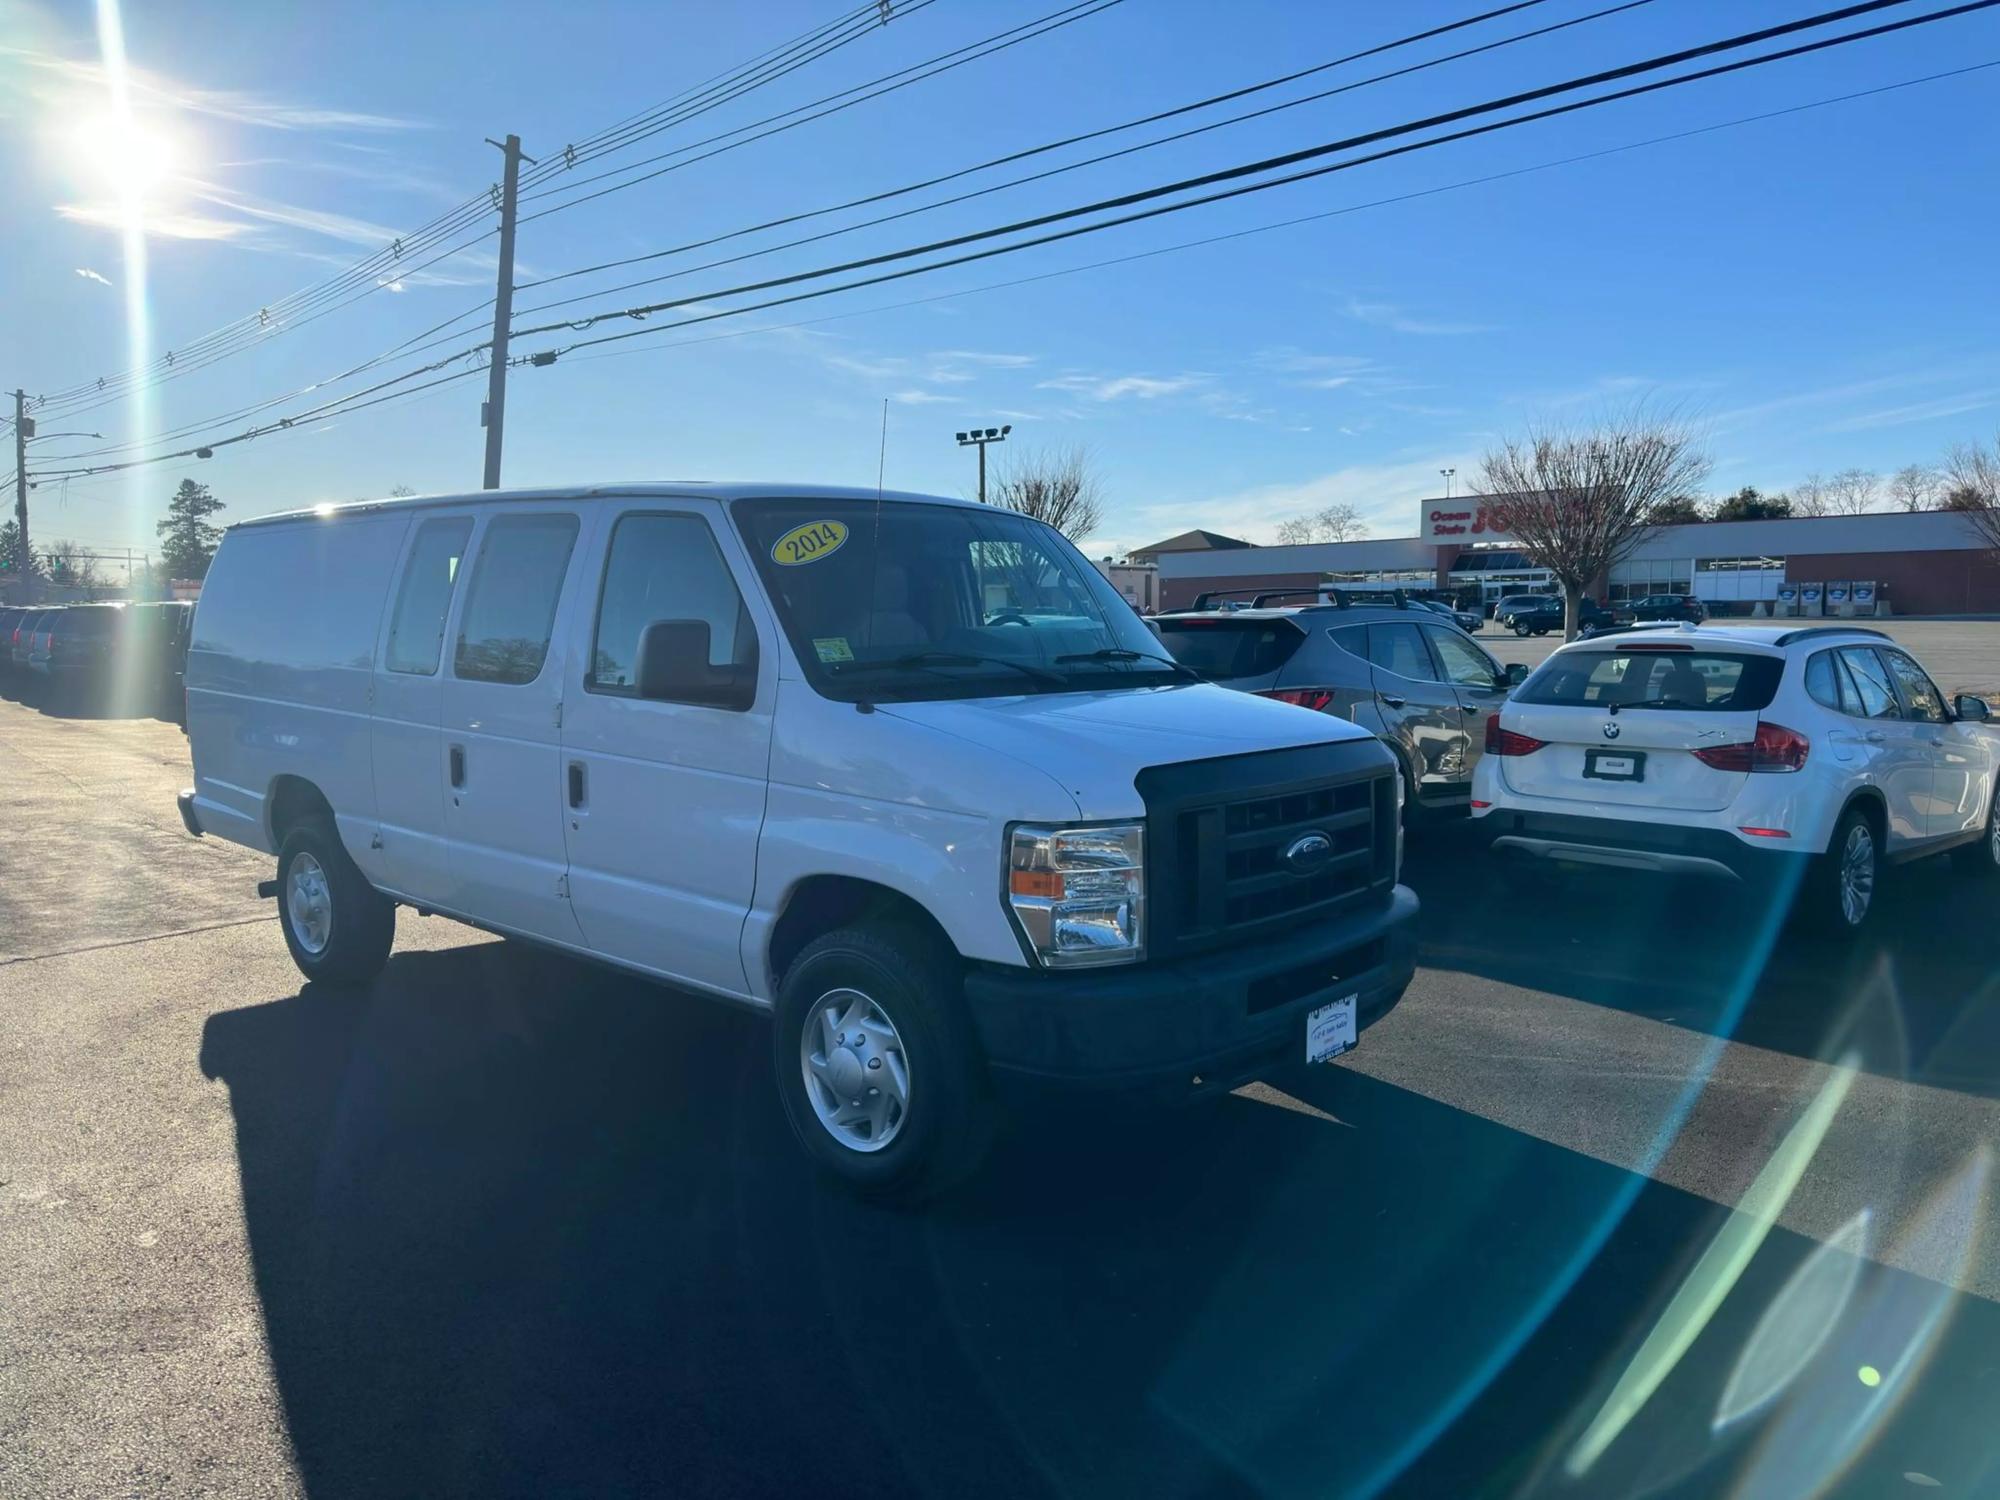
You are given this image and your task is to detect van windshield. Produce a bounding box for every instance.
[734,497,1181,701]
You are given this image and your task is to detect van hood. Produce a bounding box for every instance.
[879,682,1374,819]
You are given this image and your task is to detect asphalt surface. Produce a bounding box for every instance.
[4,672,1999,1500]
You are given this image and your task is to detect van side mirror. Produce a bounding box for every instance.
[1954,693,1990,722]
[1504,663,1529,688]
[633,619,757,710]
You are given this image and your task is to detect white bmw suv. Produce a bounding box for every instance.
[1471,625,2000,930]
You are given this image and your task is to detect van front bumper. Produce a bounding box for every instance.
[962,884,1418,1099]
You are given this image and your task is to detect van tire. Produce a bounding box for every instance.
[773,922,995,1204]
[275,820,396,986]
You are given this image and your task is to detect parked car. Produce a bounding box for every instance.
[1152,594,1526,819]
[1472,624,2000,931]
[1410,596,1484,633]
[21,606,67,684]
[1493,594,1613,636]
[0,606,27,681]
[1618,593,1705,625]
[33,602,130,703]
[125,600,196,718]
[180,484,1418,1199]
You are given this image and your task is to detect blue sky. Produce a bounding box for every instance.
[3,0,1998,563]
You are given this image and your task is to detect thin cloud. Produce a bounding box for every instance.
[73,267,113,286]
[0,45,426,131]
[889,389,957,405]
[1342,298,1495,336]
[1827,390,2000,431]
[935,350,1037,367]
[1037,372,1203,401]
[55,202,254,240]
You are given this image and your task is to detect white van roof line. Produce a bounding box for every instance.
[230,481,983,531]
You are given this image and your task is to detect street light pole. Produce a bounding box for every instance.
[955,424,1011,504]
[1440,467,1456,500]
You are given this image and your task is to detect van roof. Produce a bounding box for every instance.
[233,481,985,530]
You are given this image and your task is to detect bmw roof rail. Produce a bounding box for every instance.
[1770,625,1891,646]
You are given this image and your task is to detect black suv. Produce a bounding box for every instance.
[1618,592,1706,624]
[1493,595,1611,636]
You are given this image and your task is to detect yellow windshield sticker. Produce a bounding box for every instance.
[771,519,848,566]
[813,637,855,664]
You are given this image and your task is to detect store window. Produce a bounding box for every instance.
[1608,558,1694,603]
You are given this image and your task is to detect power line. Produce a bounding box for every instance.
[520,0,1998,360]
[509,0,1977,349]
[512,0,1653,320]
[22,0,930,418]
[29,4,1992,483]
[516,0,1128,223]
[518,0,1558,291]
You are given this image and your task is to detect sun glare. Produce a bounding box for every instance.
[67,110,181,207]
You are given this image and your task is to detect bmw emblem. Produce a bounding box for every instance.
[1282,831,1334,876]
[1602,722,1622,740]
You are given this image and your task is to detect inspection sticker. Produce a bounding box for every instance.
[771,519,848,566]
[813,637,855,664]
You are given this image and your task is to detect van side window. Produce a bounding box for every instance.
[453,514,579,686]
[589,513,754,697]
[384,517,473,675]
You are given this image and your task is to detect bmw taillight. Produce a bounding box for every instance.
[1257,688,1334,712]
[1484,716,1546,756]
[1693,721,1809,773]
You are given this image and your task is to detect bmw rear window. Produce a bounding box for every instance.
[1154,618,1305,679]
[1516,648,1782,711]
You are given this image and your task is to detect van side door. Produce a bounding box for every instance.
[369,511,475,900]
[557,503,774,996]
[440,507,591,943]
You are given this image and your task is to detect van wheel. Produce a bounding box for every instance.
[1952,792,2000,877]
[275,820,395,985]
[773,923,995,1204]
[1807,805,1880,934]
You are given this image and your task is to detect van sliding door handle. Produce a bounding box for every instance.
[449,744,466,787]
[568,761,587,809]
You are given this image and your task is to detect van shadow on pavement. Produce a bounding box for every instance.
[200,941,1999,1499]
[1402,824,2000,1102]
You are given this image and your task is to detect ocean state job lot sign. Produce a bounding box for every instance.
[1419,500,1518,547]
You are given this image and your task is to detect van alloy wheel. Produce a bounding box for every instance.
[799,987,910,1153]
[286,852,333,955]
[1839,822,1876,927]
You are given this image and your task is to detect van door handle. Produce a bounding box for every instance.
[1380,695,1407,709]
[449,744,466,787]
[568,761,587,809]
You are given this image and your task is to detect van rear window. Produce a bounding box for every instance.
[1155,619,1304,680]
[1516,649,1782,711]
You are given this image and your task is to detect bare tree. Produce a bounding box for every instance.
[44,538,101,590]
[1889,463,1941,512]
[1474,412,1711,640]
[1941,434,2000,552]
[988,444,1105,542]
[1823,467,1881,515]
[1273,503,1370,545]
[1790,472,1831,517]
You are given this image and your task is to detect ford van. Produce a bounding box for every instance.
[179,484,1417,1197]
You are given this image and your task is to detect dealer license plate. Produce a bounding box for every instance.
[1306,994,1358,1064]
[1584,748,1645,781]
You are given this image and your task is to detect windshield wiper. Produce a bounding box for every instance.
[831,650,1065,687]
[1053,647,1200,681]
[1608,696,1700,713]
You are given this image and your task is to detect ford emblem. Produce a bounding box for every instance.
[1602,722,1621,740]
[1282,831,1334,875]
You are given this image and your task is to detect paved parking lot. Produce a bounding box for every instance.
[4,677,1998,1499]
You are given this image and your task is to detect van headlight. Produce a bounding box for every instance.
[1006,822,1144,968]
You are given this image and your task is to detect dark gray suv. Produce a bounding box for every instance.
[1154,590,1526,817]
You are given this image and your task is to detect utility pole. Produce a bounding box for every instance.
[481,134,531,490]
[955,424,1011,505]
[12,390,30,602]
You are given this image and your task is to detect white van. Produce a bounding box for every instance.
[179,484,1417,1197]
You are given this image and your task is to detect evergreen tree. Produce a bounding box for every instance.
[157,480,226,580]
